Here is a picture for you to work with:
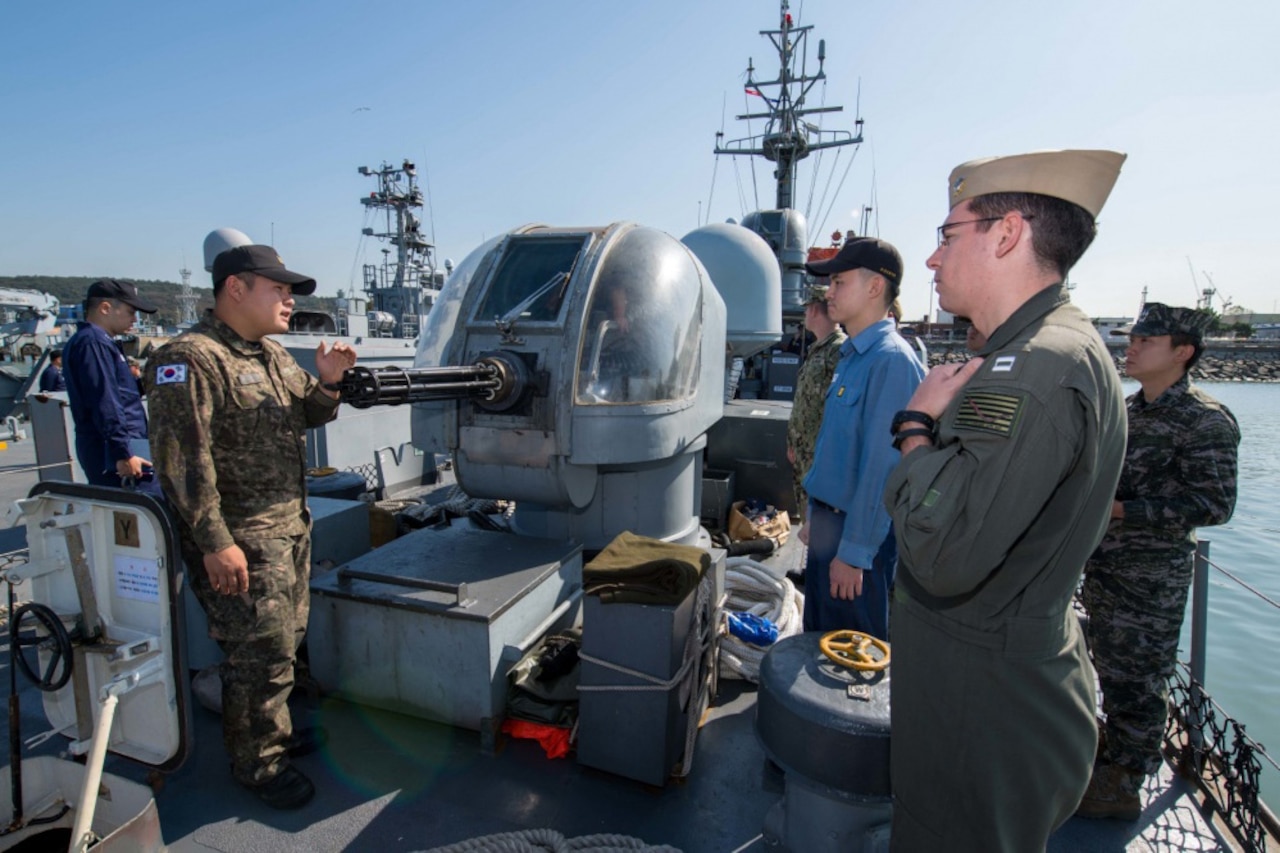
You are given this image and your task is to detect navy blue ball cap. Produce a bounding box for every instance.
[212,244,317,295]
[804,237,903,291]
[86,278,158,313]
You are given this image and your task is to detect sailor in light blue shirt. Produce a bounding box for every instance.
[800,238,923,638]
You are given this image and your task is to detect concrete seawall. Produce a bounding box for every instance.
[924,340,1280,382]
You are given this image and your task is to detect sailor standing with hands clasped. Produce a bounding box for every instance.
[149,244,357,810]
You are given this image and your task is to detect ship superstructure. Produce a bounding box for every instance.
[356,159,443,339]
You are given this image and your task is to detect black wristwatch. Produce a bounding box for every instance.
[892,427,935,450]
[890,409,937,436]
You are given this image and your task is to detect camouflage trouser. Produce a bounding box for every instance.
[792,450,813,522]
[185,534,311,786]
[1081,551,1193,776]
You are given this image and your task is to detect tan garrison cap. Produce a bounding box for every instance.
[947,150,1127,218]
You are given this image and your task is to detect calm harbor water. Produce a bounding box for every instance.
[1156,381,1280,811]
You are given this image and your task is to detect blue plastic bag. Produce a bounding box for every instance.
[728,612,779,646]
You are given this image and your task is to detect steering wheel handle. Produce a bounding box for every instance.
[819,629,891,672]
[10,602,74,692]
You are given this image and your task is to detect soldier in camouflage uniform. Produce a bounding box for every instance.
[149,244,357,810]
[1078,303,1240,820]
[786,284,846,518]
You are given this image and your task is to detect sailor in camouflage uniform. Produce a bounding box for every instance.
[1077,303,1240,820]
[886,150,1128,851]
[149,245,356,810]
[785,284,845,518]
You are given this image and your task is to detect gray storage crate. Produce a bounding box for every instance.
[578,588,697,786]
[700,468,736,530]
[309,524,581,743]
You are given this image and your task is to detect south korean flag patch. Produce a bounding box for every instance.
[155,364,188,385]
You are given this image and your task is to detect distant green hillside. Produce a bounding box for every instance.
[0,276,333,327]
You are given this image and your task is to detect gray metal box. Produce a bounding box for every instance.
[700,468,736,530]
[765,350,800,401]
[308,524,581,738]
[706,399,796,517]
[309,496,373,571]
[577,551,722,787]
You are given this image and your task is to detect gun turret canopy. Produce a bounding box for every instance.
[363,222,729,548]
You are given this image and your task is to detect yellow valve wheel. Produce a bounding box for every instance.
[819,630,891,672]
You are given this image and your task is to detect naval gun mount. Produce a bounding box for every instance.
[307,222,780,741]
[332,220,766,550]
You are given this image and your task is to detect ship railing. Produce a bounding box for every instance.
[1165,540,1280,851]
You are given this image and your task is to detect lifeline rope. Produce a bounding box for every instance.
[420,828,682,852]
[718,557,804,683]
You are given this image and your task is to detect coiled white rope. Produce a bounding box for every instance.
[718,557,804,683]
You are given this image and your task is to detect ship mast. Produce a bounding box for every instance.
[358,160,438,338]
[714,0,863,211]
[177,265,198,326]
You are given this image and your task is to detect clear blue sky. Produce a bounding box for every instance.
[3,0,1277,322]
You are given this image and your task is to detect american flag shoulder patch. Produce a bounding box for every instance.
[954,390,1024,437]
[155,364,188,385]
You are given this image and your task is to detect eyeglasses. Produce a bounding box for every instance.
[936,214,1035,248]
[936,217,1002,248]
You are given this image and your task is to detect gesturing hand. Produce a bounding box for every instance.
[315,340,358,386]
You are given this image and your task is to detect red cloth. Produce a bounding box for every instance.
[501,718,572,759]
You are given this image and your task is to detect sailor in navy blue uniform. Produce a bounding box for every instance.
[799,238,924,639]
[63,278,160,492]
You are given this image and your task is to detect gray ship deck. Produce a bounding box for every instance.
[0,436,1245,852]
[1,655,1234,852]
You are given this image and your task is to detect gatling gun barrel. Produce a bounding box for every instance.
[337,353,531,411]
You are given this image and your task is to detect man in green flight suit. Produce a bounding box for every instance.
[884,150,1128,851]
[786,283,845,518]
[1077,303,1239,819]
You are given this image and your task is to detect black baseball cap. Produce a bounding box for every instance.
[85,278,158,313]
[804,237,903,294]
[212,244,317,295]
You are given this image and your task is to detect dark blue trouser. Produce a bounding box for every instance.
[802,500,896,640]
